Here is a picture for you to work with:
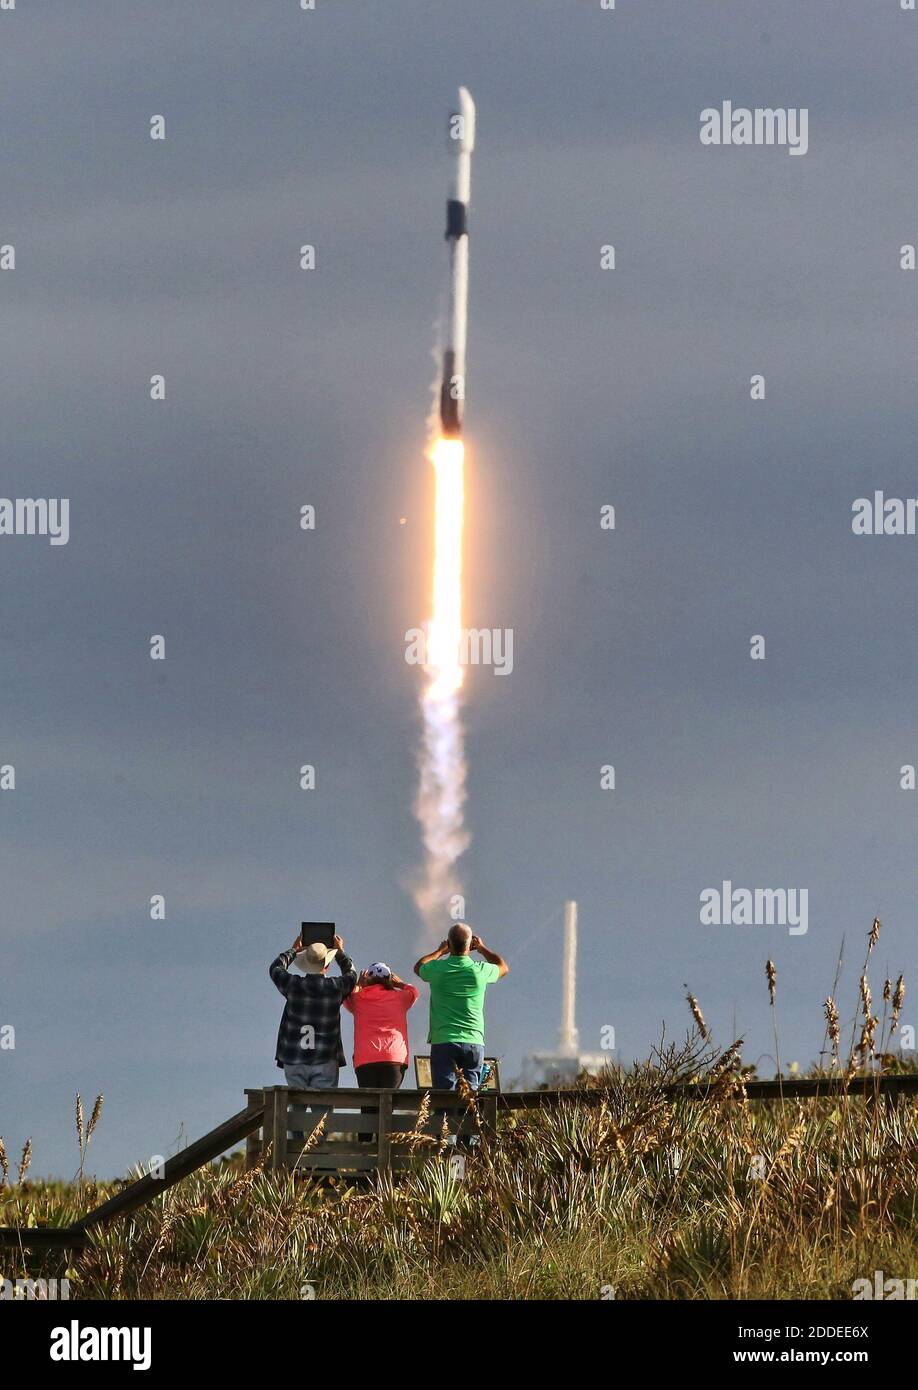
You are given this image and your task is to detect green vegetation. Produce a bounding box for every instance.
[3,1050,917,1300]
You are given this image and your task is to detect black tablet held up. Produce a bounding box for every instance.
[300,922,336,949]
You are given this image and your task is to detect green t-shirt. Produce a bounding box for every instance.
[418,955,501,1045]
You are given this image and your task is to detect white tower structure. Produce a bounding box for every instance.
[559,899,579,1056]
[519,900,609,1088]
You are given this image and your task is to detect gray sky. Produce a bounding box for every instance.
[3,0,918,1178]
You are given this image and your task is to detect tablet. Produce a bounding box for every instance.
[300,922,336,949]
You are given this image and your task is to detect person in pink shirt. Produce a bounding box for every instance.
[343,961,419,1090]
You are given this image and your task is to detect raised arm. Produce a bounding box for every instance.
[389,973,419,1006]
[269,933,302,998]
[414,940,449,977]
[333,934,358,999]
[470,935,509,979]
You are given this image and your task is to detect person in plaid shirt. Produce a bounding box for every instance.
[269,932,357,1091]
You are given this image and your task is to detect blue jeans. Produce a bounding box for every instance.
[284,1059,339,1141]
[284,1059,339,1090]
[430,1042,485,1091]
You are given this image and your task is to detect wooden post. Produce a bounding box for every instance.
[275,1086,291,1170]
[481,1093,498,1143]
[377,1091,392,1173]
[261,1088,274,1170]
[265,1087,289,1172]
[245,1089,262,1169]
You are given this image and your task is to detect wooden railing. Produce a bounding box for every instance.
[496,1074,918,1107]
[0,1101,266,1252]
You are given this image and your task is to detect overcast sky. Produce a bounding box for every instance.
[3,1,917,1178]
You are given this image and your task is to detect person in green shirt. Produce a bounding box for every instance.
[413,922,509,1090]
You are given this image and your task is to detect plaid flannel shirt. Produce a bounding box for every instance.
[269,948,357,1068]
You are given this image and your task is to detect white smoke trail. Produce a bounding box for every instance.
[414,680,469,933]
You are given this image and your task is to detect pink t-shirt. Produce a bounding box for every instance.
[343,983,419,1068]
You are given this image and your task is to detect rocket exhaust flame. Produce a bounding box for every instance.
[426,438,465,699]
[413,90,476,935]
[414,436,468,934]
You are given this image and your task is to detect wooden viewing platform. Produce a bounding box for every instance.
[246,1085,498,1176]
[2,1073,916,1250]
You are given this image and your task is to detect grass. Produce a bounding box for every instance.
[2,921,915,1300]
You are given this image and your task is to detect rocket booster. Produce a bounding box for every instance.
[440,87,475,439]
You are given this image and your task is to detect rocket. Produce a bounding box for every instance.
[439,87,476,439]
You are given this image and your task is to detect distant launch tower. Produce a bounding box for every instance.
[519,900,609,1088]
[559,899,579,1056]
